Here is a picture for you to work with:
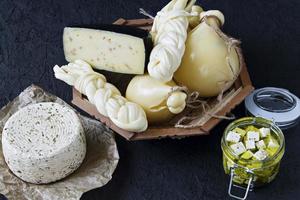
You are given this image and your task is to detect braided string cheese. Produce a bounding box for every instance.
[53,60,148,132]
[148,0,196,82]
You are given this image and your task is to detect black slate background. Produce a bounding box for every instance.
[0,0,299,200]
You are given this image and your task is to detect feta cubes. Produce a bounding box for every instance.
[266,136,280,156]
[267,136,279,149]
[247,131,260,141]
[230,142,246,155]
[233,127,246,137]
[241,150,254,159]
[226,131,241,143]
[259,127,270,138]
[245,140,256,150]
[256,140,266,149]
[225,125,280,163]
[253,150,268,161]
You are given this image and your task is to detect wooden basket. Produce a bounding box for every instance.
[72,18,254,140]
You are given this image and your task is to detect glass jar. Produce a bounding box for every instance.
[245,87,300,129]
[221,117,285,200]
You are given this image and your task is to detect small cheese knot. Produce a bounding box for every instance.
[167,91,187,114]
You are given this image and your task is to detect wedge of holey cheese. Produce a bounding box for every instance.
[2,102,86,184]
[63,25,153,74]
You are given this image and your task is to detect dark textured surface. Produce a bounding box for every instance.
[0,0,299,200]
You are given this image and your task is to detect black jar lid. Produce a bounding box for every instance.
[245,87,300,129]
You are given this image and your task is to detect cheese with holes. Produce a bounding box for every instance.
[63,25,153,74]
[2,102,86,184]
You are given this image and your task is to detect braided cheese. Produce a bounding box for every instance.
[53,60,148,132]
[148,0,196,82]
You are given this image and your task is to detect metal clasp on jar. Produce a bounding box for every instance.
[228,165,254,200]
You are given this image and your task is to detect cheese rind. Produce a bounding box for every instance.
[63,26,152,74]
[2,102,86,184]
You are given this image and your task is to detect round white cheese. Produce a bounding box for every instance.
[2,102,86,184]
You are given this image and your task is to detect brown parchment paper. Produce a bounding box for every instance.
[0,85,119,200]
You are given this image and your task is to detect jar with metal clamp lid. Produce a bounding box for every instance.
[221,117,285,200]
[245,87,300,129]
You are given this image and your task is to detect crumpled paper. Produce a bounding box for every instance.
[0,85,119,200]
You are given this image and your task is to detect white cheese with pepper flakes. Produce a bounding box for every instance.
[226,131,241,143]
[2,102,86,184]
[259,127,270,138]
[230,142,246,156]
[253,149,268,161]
[245,140,256,150]
[246,131,260,141]
[256,140,266,149]
[63,27,148,74]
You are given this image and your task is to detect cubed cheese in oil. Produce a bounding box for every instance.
[259,127,270,138]
[247,131,260,141]
[233,127,246,137]
[256,140,266,149]
[253,149,268,161]
[226,131,241,143]
[230,142,246,156]
[245,140,256,150]
[241,150,254,159]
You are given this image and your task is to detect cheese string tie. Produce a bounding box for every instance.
[53,60,148,132]
[170,86,236,128]
[175,98,236,129]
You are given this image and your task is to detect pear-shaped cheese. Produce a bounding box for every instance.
[174,10,240,97]
[126,75,187,124]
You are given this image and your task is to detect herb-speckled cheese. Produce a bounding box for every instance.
[63,26,152,74]
[2,102,86,184]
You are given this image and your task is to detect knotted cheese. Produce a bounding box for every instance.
[53,60,148,132]
[147,0,196,82]
[126,74,187,124]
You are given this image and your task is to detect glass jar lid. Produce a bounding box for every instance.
[245,87,300,129]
